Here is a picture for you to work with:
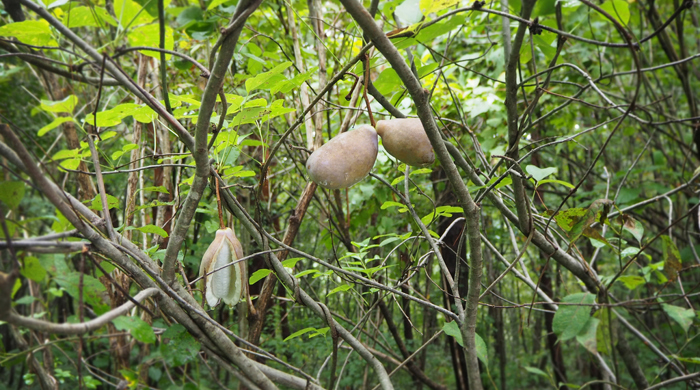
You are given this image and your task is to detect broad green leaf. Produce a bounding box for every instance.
[112,315,155,344]
[20,256,47,282]
[294,269,319,278]
[206,0,228,10]
[0,181,25,209]
[127,24,174,59]
[595,309,613,355]
[281,258,302,269]
[262,100,296,123]
[373,68,402,96]
[554,208,586,232]
[130,225,168,238]
[54,272,106,307]
[0,20,57,46]
[65,6,118,28]
[40,95,77,114]
[552,293,596,341]
[536,179,575,189]
[622,215,644,244]
[616,275,645,290]
[160,324,200,367]
[419,0,458,15]
[142,186,169,194]
[526,165,557,182]
[245,62,292,93]
[576,317,599,354]
[38,117,73,137]
[270,67,317,95]
[621,247,641,258]
[600,0,630,25]
[249,269,272,285]
[661,304,695,333]
[90,194,120,211]
[115,0,154,27]
[443,321,488,365]
[327,284,352,297]
[414,14,466,42]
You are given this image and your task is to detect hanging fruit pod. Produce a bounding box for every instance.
[376,118,435,167]
[305,124,378,189]
[199,227,246,307]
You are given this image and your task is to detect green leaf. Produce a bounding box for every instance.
[526,165,557,182]
[38,117,73,137]
[20,256,47,282]
[281,258,302,269]
[443,321,488,365]
[127,24,174,59]
[616,275,645,290]
[54,273,106,307]
[284,327,317,342]
[40,95,78,114]
[595,309,613,355]
[552,293,596,341]
[159,324,200,367]
[0,181,25,209]
[373,68,402,96]
[130,225,168,238]
[270,67,317,95]
[622,215,644,243]
[599,0,630,25]
[245,62,292,93]
[115,0,154,28]
[327,284,352,297]
[112,316,155,344]
[524,366,549,378]
[381,201,408,213]
[536,179,575,189]
[262,99,296,123]
[554,208,586,232]
[249,269,272,285]
[90,195,120,211]
[142,186,169,194]
[419,0,458,14]
[672,355,700,365]
[575,317,599,354]
[661,304,695,333]
[0,20,57,46]
[65,6,117,28]
[294,269,319,278]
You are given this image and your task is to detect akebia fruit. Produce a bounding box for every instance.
[306,124,378,189]
[199,227,246,307]
[376,118,435,167]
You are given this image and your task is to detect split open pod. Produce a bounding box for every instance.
[376,118,435,167]
[305,124,378,189]
[199,227,246,307]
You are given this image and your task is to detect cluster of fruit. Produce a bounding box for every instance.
[305,118,435,189]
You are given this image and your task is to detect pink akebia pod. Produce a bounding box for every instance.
[199,227,246,307]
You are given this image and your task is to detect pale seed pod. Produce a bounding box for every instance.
[199,227,246,307]
[376,118,435,167]
[305,124,378,189]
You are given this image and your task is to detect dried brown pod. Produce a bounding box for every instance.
[376,118,435,167]
[305,125,378,189]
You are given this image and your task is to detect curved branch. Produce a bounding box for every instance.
[4,288,160,335]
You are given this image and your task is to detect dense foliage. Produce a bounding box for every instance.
[0,0,699,389]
